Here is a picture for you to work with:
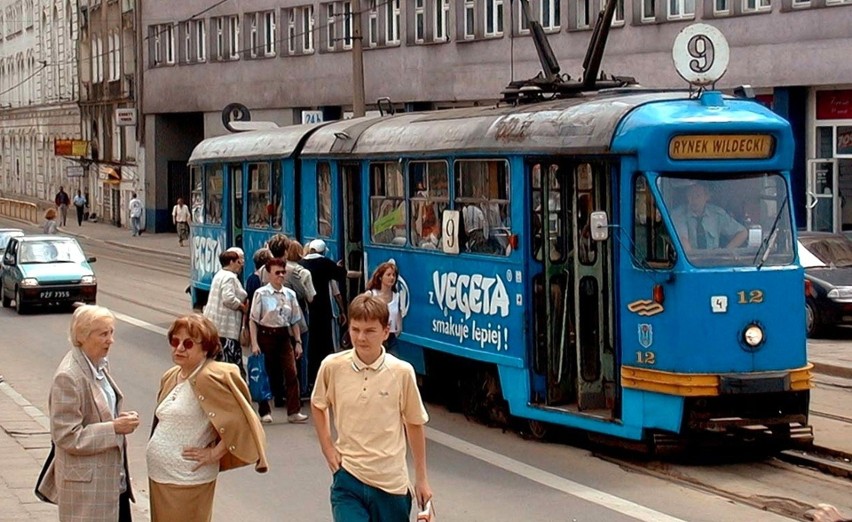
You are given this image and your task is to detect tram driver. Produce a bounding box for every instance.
[671,182,747,252]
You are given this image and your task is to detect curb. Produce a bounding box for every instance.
[811,361,852,380]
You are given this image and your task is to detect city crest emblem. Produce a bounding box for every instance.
[638,324,653,349]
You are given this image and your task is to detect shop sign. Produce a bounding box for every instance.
[115,108,137,126]
[817,90,852,120]
[54,139,89,156]
[66,165,85,178]
[838,127,852,155]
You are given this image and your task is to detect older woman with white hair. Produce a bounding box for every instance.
[37,305,140,521]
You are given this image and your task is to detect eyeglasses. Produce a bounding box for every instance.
[272,270,286,276]
[169,337,198,350]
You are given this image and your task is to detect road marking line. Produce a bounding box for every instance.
[427,427,686,521]
[113,313,684,521]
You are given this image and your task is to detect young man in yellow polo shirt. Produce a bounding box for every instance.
[311,294,432,521]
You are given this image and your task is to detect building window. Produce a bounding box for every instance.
[485,0,504,36]
[714,0,730,14]
[343,1,353,49]
[642,0,656,20]
[215,18,224,60]
[409,162,449,249]
[742,0,770,11]
[264,11,276,56]
[327,4,335,50]
[668,0,695,19]
[577,0,590,28]
[196,20,206,61]
[249,13,259,57]
[303,6,314,52]
[369,0,378,46]
[110,32,120,80]
[370,162,406,246]
[464,0,475,39]
[434,0,450,41]
[387,0,400,44]
[415,0,425,43]
[182,21,191,63]
[288,10,296,54]
[825,0,851,4]
[542,0,561,29]
[455,160,511,256]
[604,0,624,25]
[228,15,239,59]
[165,24,175,64]
[791,0,810,7]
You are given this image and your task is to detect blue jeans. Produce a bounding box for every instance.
[331,467,411,522]
[131,216,141,236]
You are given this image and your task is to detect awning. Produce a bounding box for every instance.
[99,166,121,185]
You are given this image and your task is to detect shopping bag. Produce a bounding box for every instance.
[247,354,273,402]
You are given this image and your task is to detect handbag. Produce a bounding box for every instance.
[34,442,56,503]
[247,353,273,402]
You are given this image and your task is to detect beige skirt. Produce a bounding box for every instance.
[149,479,217,522]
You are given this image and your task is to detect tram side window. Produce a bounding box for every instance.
[455,160,511,256]
[191,166,204,225]
[633,175,674,268]
[370,162,407,246]
[317,162,333,237]
[206,166,224,225]
[247,163,281,229]
[409,161,449,249]
[531,163,567,262]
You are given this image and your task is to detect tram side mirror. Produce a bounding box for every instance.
[590,211,609,241]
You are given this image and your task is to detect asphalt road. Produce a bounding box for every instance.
[0,229,841,521]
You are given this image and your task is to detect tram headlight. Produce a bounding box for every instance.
[743,324,764,347]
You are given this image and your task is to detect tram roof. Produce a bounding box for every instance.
[300,90,690,157]
[188,122,326,164]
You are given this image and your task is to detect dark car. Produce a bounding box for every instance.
[798,232,852,337]
[0,235,97,314]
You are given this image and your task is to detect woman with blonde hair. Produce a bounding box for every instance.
[37,305,140,521]
[146,314,268,521]
[43,208,58,234]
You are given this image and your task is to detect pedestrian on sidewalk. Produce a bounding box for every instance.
[128,193,142,237]
[172,197,191,247]
[203,247,248,380]
[311,294,433,522]
[248,257,307,424]
[37,305,140,521]
[54,186,70,227]
[42,208,58,234]
[147,314,268,522]
[73,190,86,226]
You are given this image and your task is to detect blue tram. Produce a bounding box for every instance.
[186,88,812,448]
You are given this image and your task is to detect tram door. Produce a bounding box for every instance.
[533,161,614,410]
[533,162,575,405]
[229,163,244,251]
[572,163,613,411]
[339,163,364,299]
[807,159,839,232]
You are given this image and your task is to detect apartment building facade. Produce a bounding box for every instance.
[0,0,80,204]
[77,0,143,228]
[141,0,852,232]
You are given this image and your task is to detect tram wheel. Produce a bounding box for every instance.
[526,420,549,440]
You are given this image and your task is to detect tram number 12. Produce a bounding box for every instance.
[737,289,764,304]
[636,351,656,365]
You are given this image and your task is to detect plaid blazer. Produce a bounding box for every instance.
[38,348,133,522]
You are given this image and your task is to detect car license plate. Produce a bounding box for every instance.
[40,290,70,299]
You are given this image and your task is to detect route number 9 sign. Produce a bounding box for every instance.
[672,23,730,87]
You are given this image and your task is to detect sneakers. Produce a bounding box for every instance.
[287,412,308,424]
[260,414,273,424]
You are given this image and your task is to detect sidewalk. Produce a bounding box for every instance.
[56,219,190,262]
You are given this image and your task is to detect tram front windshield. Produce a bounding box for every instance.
[656,173,795,268]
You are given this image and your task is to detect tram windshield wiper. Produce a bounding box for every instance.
[754,193,789,270]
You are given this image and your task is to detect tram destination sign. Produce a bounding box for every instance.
[669,134,774,160]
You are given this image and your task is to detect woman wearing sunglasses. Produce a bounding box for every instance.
[146,314,268,522]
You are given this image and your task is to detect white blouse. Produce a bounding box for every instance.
[370,289,402,334]
[146,377,218,485]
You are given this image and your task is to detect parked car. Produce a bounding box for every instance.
[0,235,97,314]
[0,228,24,261]
[798,232,852,337]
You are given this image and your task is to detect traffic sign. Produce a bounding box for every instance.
[672,23,730,87]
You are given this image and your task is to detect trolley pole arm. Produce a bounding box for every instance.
[581,0,618,89]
